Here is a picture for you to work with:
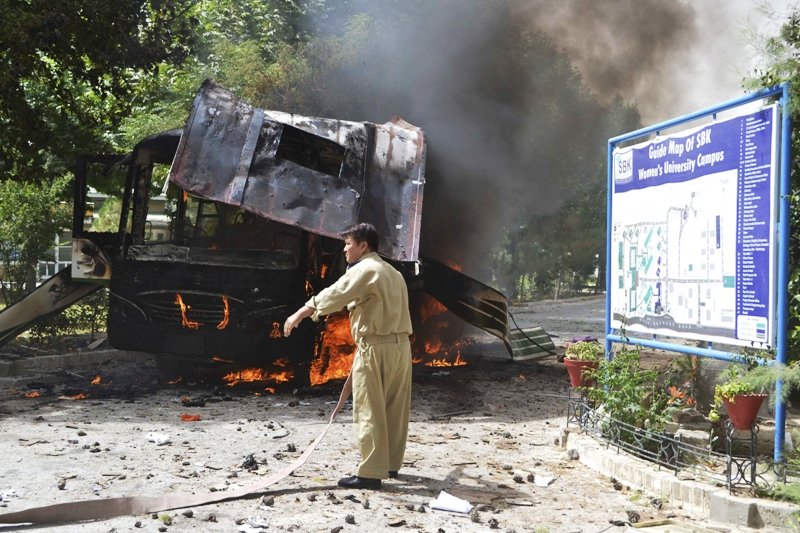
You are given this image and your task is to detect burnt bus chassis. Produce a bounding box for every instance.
[75,131,512,371]
[1,81,519,376]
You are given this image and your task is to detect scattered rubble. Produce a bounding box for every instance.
[0,343,745,532]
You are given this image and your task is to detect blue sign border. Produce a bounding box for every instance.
[606,84,791,461]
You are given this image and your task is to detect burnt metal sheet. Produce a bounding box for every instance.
[419,258,513,355]
[169,80,425,261]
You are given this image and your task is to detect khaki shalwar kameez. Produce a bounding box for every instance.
[306,251,412,479]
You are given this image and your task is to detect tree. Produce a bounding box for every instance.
[115,0,320,147]
[0,0,197,182]
[0,177,71,306]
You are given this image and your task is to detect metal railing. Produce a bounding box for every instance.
[567,390,800,493]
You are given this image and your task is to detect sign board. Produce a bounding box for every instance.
[610,104,779,348]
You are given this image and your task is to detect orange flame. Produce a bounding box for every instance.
[167,376,182,385]
[223,367,296,387]
[269,370,293,383]
[321,264,329,278]
[90,375,101,385]
[61,393,88,400]
[182,190,189,202]
[424,339,442,354]
[413,293,471,367]
[264,387,276,394]
[273,357,289,367]
[270,322,282,338]
[216,295,230,330]
[24,391,41,398]
[310,313,355,385]
[426,352,468,367]
[419,297,448,322]
[174,293,202,329]
[180,413,202,422]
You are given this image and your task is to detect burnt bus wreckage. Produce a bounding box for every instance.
[0,81,552,375]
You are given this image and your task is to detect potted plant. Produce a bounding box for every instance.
[710,360,800,430]
[563,340,604,388]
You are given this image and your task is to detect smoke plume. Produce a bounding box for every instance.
[305,0,783,282]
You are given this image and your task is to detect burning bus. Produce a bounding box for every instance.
[0,80,549,385]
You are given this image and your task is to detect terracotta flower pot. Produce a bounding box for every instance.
[722,393,767,430]
[564,359,598,388]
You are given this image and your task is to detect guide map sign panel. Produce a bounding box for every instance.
[610,104,779,348]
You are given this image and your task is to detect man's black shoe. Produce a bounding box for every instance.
[337,475,381,489]
[388,470,398,479]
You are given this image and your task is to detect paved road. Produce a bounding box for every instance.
[510,295,606,344]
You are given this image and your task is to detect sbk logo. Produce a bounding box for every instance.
[614,150,633,183]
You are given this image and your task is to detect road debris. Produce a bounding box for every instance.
[429,490,473,513]
[0,490,19,504]
[247,515,269,527]
[533,474,555,487]
[567,448,580,460]
[240,453,260,471]
[145,432,171,446]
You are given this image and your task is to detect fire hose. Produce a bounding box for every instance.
[0,374,353,526]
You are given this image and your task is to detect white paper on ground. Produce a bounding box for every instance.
[145,432,171,446]
[429,490,473,513]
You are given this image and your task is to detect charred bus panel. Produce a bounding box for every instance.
[100,80,427,363]
[170,80,425,262]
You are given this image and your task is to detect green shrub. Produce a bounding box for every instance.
[585,346,671,431]
[564,340,604,361]
[29,289,108,343]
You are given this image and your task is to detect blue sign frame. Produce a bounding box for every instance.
[606,84,791,461]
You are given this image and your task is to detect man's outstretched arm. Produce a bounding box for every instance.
[284,305,314,337]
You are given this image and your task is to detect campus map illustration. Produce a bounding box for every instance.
[610,170,740,341]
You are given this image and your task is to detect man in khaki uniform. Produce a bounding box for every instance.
[284,223,412,489]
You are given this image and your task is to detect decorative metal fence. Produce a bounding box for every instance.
[567,390,800,493]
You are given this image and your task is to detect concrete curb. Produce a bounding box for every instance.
[567,430,799,531]
[0,349,154,378]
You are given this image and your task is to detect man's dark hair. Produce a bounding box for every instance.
[341,223,379,251]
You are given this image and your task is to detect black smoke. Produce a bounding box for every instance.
[303,0,708,280]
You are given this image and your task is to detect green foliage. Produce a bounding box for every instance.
[708,359,800,421]
[712,364,760,408]
[92,197,123,233]
[114,1,321,148]
[734,361,800,407]
[29,289,108,342]
[0,176,71,306]
[0,0,198,182]
[585,346,671,431]
[767,482,800,504]
[564,341,604,361]
[711,358,800,404]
